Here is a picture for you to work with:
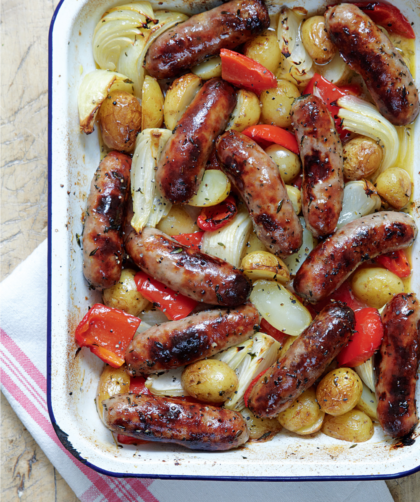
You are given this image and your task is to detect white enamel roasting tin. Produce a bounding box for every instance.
[48,0,420,479]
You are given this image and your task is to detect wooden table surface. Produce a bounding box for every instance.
[1,0,420,500]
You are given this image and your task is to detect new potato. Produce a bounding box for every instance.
[241,408,282,441]
[301,16,336,64]
[375,167,412,209]
[351,267,404,309]
[164,73,201,131]
[241,250,290,283]
[265,145,301,183]
[98,90,141,152]
[226,89,261,132]
[157,206,199,236]
[103,269,149,316]
[278,387,324,434]
[260,79,300,128]
[322,410,374,443]
[286,185,302,214]
[316,368,363,416]
[96,365,131,420]
[243,30,283,74]
[181,360,238,404]
[141,75,164,129]
[343,137,383,180]
[192,56,222,79]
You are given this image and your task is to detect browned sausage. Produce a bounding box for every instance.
[125,303,259,375]
[216,130,303,257]
[103,394,249,451]
[325,3,419,126]
[375,293,420,438]
[291,95,344,238]
[248,303,354,418]
[156,78,236,204]
[82,152,131,289]
[124,222,252,307]
[144,0,269,79]
[294,212,417,303]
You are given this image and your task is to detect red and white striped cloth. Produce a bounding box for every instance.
[1,240,394,502]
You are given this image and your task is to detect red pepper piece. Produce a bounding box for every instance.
[260,319,290,345]
[75,304,140,368]
[172,232,204,250]
[197,195,237,232]
[313,281,367,314]
[242,124,300,155]
[134,271,197,321]
[337,308,384,367]
[353,2,415,39]
[375,249,411,278]
[243,367,270,408]
[304,74,362,140]
[220,49,277,93]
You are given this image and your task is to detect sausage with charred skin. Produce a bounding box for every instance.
[82,151,131,289]
[125,303,259,375]
[325,3,419,126]
[248,303,355,418]
[144,0,270,79]
[156,78,236,204]
[103,394,249,451]
[294,212,417,303]
[291,95,344,238]
[216,130,303,257]
[375,293,420,438]
[124,216,252,307]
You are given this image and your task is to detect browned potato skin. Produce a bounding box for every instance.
[301,16,336,64]
[98,90,141,153]
[316,367,363,416]
[322,410,374,443]
[343,137,383,180]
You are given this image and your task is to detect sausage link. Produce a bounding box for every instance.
[144,0,269,79]
[291,95,344,238]
[124,222,252,307]
[156,78,236,204]
[82,152,131,289]
[125,303,259,375]
[103,394,249,451]
[375,293,420,438]
[325,3,419,126]
[216,130,303,257]
[248,303,354,418]
[294,212,417,303]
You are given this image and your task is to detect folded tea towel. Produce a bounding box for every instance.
[1,240,395,502]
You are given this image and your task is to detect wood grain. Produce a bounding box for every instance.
[1,0,420,500]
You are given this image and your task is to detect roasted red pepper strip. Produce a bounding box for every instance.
[375,249,411,278]
[353,2,415,39]
[313,281,367,314]
[337,308,384,367]
[172,232,204,250]
[220,49,277,93]
[116,434,149,445]
[75,304,140,368]
[197,196,237,232]
[303,75,362,140]
[243,367,270,408]
[260,319,290,345]
[134,271,197,321]
[130,376,150,395]
[242,125,300,154]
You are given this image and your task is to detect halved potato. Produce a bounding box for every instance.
[322,410,374,443]
[188,170,231,207]
[241,250,290,283]
[226,89,261,132]
[191,56,222,79]
[141,75,164,129]
[278,387,324,435]
[164,73,201,130]
[356,383,378,421]
[241,407,283,442]
[96,365,131,421]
